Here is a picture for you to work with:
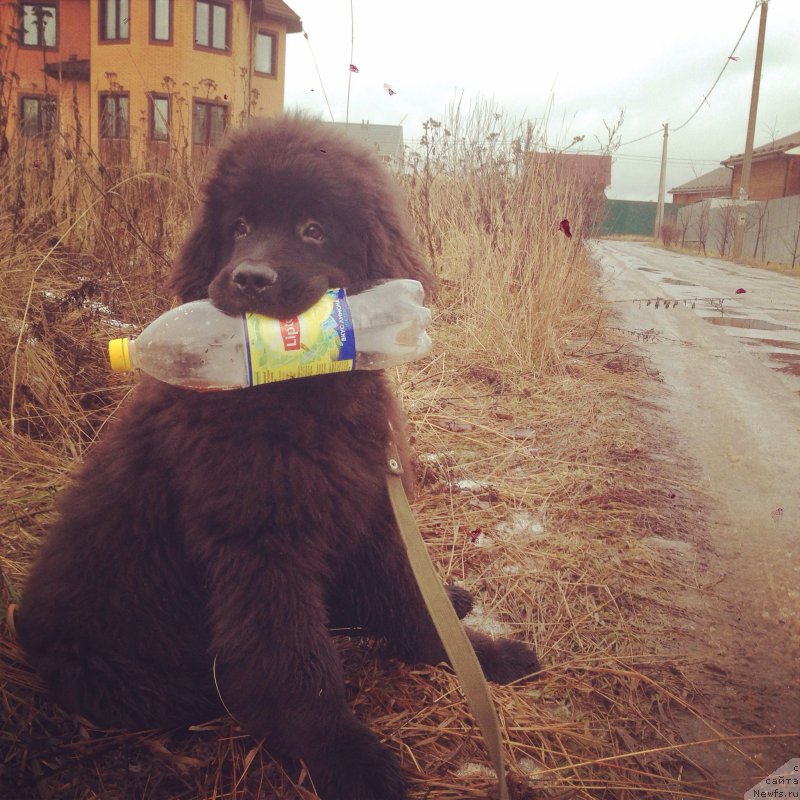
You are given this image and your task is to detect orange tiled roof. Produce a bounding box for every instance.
[669,166,732,195]
[722,130,800,165]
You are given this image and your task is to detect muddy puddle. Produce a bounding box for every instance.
[753,338,800,351]
[701,316,800,386]
[769,352,800,376]
[702,316,792,331]
[661,278,699,287]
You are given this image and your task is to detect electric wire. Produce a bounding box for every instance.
[671,2,760,134]
[303,31,335,122]
[405,3,761,169]
[615,2,761,149]
[345,0,354,124]
[402,139,720,167]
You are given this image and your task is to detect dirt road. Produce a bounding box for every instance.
[591,241,799,798]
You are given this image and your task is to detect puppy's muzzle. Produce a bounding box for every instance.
[231,262,278,299]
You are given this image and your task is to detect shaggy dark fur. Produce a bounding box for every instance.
[17,116,539,800]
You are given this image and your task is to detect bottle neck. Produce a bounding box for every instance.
[127,337,139,370]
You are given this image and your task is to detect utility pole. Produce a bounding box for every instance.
[653,122,669,242]
[732,0,769,260]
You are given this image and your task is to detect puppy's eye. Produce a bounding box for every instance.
[233,218,249,240]
[301,222,325,242]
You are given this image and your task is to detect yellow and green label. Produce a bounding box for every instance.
[242,289,356,385]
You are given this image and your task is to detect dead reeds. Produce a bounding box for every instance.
[0,101,754,799]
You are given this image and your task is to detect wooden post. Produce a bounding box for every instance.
[732,0,769,260]
[654,123,669,242]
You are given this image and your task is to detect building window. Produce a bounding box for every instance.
[254,31,276,76]
[100,0,130,41]
[151,0,171,43]
[99,94,129,139]
[192,100,227,148]
[20,95,57,136]
[195,1,229,51]
[150,95,169,141]
[20,3,57,48]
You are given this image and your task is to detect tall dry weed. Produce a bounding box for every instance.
[402,98,598,375]
[0,106,204,451]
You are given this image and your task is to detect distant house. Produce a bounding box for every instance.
[721,130,800,200]
[526,151,612,229]
[526,151,612,198]
[0,0,302,164]
[669,166,732,205]
[325,121,404,163]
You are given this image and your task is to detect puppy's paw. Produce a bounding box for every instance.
[313,720,407,800]
[445,584,474,620]
[467,628,540,685]
[325,750,406,800]
[484,637,540,684]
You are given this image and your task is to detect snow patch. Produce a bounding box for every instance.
[494,510,545,541]
[453,762,495,780]
[463,604,513,637]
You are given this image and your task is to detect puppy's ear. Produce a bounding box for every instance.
[169,204,224,302]
[366,209,439,300]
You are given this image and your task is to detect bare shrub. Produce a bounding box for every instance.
[717,202,737,256]
[660,222,679,247]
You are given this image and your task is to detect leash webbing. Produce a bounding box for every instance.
[385,445,509,800]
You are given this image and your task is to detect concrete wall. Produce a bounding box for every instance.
[676,195,800,266]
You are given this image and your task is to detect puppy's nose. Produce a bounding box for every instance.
[231,262,278,297]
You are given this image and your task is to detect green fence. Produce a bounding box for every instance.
[597,199,678,237]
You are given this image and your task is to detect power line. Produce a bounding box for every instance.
[615,2,760,149]
[402,139,720,167]
[401,4,762,169]
[302,31,334,122]
[616,127,663,148]
[606,153,720,165]
[403,4,760,165]
[345,0,354,124]
[671,2,759,134]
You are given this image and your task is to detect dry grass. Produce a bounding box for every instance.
[0,102,749,799]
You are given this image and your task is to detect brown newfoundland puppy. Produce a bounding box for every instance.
[17,116,539,800]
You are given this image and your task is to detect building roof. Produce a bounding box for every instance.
[669,166,732,195]
[722,130,800,166]
[325,121,404,162]
[257,0,302,33]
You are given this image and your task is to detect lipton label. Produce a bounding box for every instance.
[242,289,356,385]
[279,317,302,351]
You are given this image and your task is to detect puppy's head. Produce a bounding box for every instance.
[170,115,434,318]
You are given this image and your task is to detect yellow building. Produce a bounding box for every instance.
[0,0,302,163]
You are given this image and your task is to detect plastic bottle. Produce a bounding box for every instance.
[108,279,432,389]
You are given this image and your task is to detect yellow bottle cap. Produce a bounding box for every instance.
[108,338,132,372]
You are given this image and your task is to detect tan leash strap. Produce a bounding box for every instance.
[385,448,509,800]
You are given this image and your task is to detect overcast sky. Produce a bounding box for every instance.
[283,1,800,202]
